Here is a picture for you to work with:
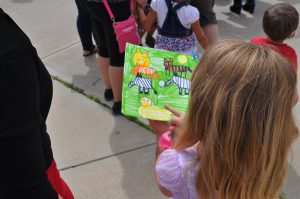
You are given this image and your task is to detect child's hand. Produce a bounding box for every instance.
[165,105,185,134]
[148,120,170,136]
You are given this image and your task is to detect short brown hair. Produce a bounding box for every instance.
[263,3,299,42]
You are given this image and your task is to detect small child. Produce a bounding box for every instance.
[155,39,298,198]
[251,3,299,74]
[137,0,209,55]
[137,0,209,152]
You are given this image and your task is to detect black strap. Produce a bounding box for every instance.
[172,1,187,11]
[164,0,187,12]
[164,0,173,10]
[158,0,192,38]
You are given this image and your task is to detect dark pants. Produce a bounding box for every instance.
[190,0,217,27]
[75,0,98,51]
[233,0,255,6]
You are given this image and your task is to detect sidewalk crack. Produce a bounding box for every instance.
[58,143,156,171]
[41,41,80,60]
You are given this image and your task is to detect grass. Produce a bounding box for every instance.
[280,192,287,199]
[52,76,152,132]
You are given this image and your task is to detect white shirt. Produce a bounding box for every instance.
[151,0,199,29]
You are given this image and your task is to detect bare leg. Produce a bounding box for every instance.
[202,24,219,43]
[97,54,111,89]
[109,66,124,102]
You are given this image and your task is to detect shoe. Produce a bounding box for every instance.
[83,45,97,57]
[230,5,241,14]
[242,4,255,14]
[104,89,114,101]
[112,101,122,115]
[145,35,155,48]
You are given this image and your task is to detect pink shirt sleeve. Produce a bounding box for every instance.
[156,147,199,198]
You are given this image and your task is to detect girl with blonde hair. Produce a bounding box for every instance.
[156,39,298,199]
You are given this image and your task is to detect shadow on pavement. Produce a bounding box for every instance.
[217,0,272,39]
[11,0,34,3]
[72,55,102,91]
[215,0,232,6]
[217,0,300,40]
[109,121,165,199]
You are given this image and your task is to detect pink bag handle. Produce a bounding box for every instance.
[102,0,134,22]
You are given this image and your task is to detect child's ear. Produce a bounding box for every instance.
[289,31,296,39]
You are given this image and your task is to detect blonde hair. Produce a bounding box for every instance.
[175,39,298,199]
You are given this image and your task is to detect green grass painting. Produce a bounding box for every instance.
[122,44,198,121]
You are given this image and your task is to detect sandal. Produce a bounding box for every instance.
[83,45,97,57]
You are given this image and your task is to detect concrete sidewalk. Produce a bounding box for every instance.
[2,0,300,198]
[49,81,163,199]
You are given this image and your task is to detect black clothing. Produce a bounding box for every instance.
[190,0,217,26]
[0,9,58,199]
[158,0,192,38]
[78,0,131,66]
